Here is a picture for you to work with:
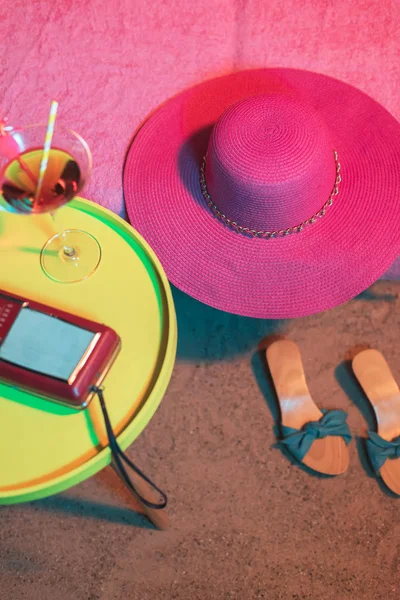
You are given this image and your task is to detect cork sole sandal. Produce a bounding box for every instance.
[352,349,400,495]
[266,340,351,475]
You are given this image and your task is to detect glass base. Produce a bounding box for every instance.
[40,229,101,283]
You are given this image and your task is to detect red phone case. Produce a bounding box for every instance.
[0,289,121,408]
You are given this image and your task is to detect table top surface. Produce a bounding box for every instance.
[0,198,177,504]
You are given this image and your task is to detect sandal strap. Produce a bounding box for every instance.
[280,409,352,461]
[366,431,400,472]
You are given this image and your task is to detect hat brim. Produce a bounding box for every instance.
[124,68,400,318]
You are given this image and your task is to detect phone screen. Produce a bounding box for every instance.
[0,308,95,381]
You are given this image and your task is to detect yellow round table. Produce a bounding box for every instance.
[0,198,177,504]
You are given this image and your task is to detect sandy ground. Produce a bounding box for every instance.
[1,280,400,599]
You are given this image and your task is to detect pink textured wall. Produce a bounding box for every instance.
[1,0,399,276]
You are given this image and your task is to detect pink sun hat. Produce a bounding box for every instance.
[123,69,400,319]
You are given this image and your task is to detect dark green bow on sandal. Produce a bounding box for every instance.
[366,432,400,473]
[281,410,352,463]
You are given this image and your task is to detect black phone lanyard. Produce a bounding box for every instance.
[91,386,167,510]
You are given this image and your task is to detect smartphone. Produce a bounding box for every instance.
[0,289,121,408]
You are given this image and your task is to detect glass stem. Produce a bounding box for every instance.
[50,211,76,258]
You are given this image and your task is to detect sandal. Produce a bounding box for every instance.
[352,349,400,495]
[266,340,351,475]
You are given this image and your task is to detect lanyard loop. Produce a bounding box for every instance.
[92,386,167,510]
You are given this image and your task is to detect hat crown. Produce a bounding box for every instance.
[205,93,337,233]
